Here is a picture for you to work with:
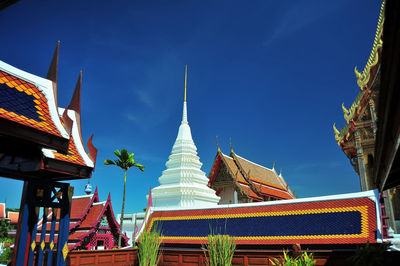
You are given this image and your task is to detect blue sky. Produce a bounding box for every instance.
[0,0,381,214]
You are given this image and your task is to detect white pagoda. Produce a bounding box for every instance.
[151,66,220,209]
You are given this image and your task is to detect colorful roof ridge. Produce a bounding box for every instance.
[333,1,384,147]
[354,0,385,90]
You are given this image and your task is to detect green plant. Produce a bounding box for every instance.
[138,231,162,266]
[0,220,11,238]
[349,242,389,266]
[104,149,145,248]
[202,234,236,266]
[270,250,316,266]
[0,246,13,265]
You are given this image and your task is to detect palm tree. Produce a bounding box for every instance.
[104,149,145,248]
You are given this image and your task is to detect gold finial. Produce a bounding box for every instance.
[216,136,220,152]
[229,137,233,154]
[354,66,362,80]
[184,64,187,102]
[342,103,349,115]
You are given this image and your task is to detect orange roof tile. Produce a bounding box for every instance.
[7,211,19,224]
[234,155,287,190]
[0,203,5,219]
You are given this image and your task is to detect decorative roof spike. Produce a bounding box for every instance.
[47,41,60,84]
[342,103,349,115]
[279,167,282,177]
[61,108,73,136]
[230,137,233,154]
[68,71,82,115]
[107,192,111,201]
[355,0,385,90]
[354,66,363,80]
[333,123,341,144]
[87,134,98,170]
[184,64,187,102]
[216,136,220,152]
[182,66,188,124]
[272,161,276,171]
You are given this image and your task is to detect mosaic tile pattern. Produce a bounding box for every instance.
[53,136,86,166]
[0,71,62,137]
[147,197,377,245]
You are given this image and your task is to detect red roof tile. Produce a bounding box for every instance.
[79,204,104,228]
[70,196,93,219]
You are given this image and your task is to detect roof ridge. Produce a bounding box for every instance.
[235,154,275,172]
[72,194,93,199]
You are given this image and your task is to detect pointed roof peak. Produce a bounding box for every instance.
[47,41,60,84]
[216,136,220,152]
[68,71,82,115]
[229,137,234,154]
[184,64,187,102]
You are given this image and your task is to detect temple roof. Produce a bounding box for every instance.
[209,148,294,201]
[0,43,97,180]
[35,187,128,250]
[333,1,385,147]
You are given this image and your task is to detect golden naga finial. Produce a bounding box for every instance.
[354,66,363,80]
[216,136,220,152]
[229,137,233,153]
[333,123,341,144]
[184,64,187,102]
[342,103,349,115]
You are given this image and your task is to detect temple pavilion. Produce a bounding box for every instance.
[35,187,128,251]
[208,144,294,204]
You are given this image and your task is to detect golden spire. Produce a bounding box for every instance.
[184,64,187,102]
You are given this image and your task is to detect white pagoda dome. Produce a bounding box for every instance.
[151,66,220,209]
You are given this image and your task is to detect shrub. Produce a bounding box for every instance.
[202,234,236,266]
[270,250,316,266]
[0,246,13,265]
[349,242,389,266]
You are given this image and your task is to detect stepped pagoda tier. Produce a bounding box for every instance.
[151,66,220,209]
[208,144,294,204]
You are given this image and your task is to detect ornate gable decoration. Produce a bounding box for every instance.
[0,42,97,180]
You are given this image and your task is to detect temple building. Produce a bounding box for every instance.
[208,144,294,204]
[333,0,400,233]
[151,66,220,209]
[35,187,129,251]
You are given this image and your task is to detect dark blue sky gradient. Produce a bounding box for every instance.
[0,0,381,213]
